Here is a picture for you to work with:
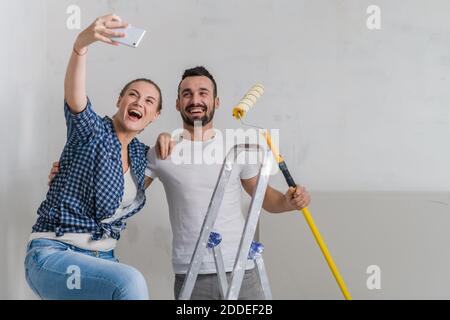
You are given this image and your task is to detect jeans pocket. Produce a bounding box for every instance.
[30,243,68,269]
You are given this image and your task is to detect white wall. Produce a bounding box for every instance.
[262,192,450,299]
[1,0,450,299]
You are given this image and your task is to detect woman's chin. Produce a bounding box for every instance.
[123,121,145,133]
[115,115,150,134]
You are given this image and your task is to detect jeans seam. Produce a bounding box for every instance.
[25,264,43,299]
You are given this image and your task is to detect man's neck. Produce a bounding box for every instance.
[182,121,215,141]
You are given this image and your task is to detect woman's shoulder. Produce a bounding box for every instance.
[130,138,150,158]
[133,137,150,149]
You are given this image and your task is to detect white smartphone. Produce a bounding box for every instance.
[111,25,147,48]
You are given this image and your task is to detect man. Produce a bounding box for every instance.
[50,66,310,300]
[147,66,310,300]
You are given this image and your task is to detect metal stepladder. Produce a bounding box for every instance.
[179,144,274,300]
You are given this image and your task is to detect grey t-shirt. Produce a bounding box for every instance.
[146,134,260,274]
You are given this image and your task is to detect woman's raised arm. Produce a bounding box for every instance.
[64,14,128,113]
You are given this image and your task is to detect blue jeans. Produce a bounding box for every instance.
[24,238,149,300]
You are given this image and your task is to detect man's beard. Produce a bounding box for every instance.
[181,104,216,127]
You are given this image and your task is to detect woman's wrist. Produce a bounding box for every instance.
[73,36,89,56]
[73,45,88,56]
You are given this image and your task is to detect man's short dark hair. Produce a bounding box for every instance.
[178,66,217,98]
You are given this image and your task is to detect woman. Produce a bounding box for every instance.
[24,14,161,300]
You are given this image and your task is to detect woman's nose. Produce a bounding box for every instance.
[135,96,145,107]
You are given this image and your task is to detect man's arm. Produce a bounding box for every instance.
[48,162,60,186]
[144,176,154,189]
[241,176,310,214]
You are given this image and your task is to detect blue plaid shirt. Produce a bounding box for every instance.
[32,99,149,240]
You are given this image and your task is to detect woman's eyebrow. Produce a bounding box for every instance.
[130,88,156,101]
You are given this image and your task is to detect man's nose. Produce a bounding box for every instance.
[191,92,201,105]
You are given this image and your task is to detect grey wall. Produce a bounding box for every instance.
[1,0,450,299]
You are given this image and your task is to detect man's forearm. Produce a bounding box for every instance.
[262,187,292,214]
[144,176,154,190]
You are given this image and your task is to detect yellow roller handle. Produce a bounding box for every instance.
[262,130,352,300]
[301,207,352,300]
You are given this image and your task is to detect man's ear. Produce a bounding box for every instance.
[215,97,220,109]
[176,99,181,112]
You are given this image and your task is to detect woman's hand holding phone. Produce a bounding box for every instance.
[73,14,129,54]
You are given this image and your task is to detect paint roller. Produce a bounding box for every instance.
[232,85,352,300]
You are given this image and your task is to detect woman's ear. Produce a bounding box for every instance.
[116,96,122,109]
[152,111,160,123]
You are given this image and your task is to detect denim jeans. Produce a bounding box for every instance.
[24,238,149,300]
